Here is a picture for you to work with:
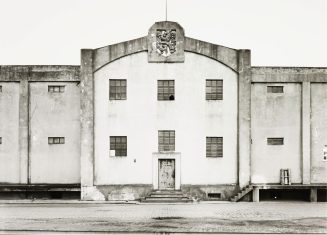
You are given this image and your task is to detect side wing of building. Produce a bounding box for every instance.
[0,66,81,189]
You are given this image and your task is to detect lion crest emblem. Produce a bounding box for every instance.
[154,29,177,57]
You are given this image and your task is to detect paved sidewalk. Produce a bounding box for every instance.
[0,202,326,233]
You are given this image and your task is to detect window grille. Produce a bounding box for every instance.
[158,80,175,100]
[48,85,65,93]
[267,138,284,145]
[158,130,175,151]
[110,136,127,156]
[206,137,223,157]
[109,79,126,100]
[267,86,283,93]
[206,80,223,100]
[48,137,65,144]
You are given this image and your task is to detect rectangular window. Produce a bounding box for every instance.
[206,80,223,100]
[158,130,175,151]
[267,86,283,93]
[110,136,127,156]
[0,85,2,92]
[0,137,2,144]
[48,137,65,144]
[48,85,65,93]
[109,79,126,100]
[158,80,175,100]
[206,137,223,157]
[267,138,284,145]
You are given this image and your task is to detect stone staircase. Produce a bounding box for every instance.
[141,190,193,203]
[230,185,253,202]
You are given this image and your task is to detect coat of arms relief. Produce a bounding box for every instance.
[155,29,177,57]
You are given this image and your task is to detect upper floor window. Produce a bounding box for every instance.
[110,136,127,156]
[206,137,223,157]
[48,85,65,93]
[0,137,2,144]
[206,80,223,100]
[158,130,175,151]
[267,86,283,93]
[267,137,284,145]
[48,137,65,144]
[109,79,126,100]
[158,80,175,100]
[0,85,2,92]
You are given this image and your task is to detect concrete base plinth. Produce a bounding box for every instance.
[252,188,260,202]
[310,188,317,202]
[81,186,105,201]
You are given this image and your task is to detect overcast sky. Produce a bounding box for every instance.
[0,0,326,66]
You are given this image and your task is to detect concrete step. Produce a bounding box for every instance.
[151,191,183,195]
[148,194,186,198]
[145,196,188,200]
[142,198,193,203]
[142,190,192,203]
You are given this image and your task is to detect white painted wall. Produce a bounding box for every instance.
[94,52,238,185]
[311,83,327,183]
[0,82,20,183]
[251,83,302,184]
[29,82,80,183]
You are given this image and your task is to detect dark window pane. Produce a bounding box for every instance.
[206,137,223,157]
[109,79,127,100]
[267,138,284,145]
[110,136,127,156]
[158,80,175,101]
[206,79,223,100]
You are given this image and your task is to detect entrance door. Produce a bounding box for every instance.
[158,159,175,190]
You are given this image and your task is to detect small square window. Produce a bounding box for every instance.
[267,86,283,93]
[48,137,65,144]
[158,130,175,151]
[109,79,127,100]
[206,80,223,100]
[206,137,223,157]
[110,136,127,156]
[267,138,284,145]
[158,80,175,100]
[48,85,65,93]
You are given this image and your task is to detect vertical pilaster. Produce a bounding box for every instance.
[252,187,259,202]
[310,188,317,202]
[80,49,104,201]
[238,50,252,188]
[19,80,29,184]
[302,81,311,184]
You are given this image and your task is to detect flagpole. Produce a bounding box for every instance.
[165,0,167,21]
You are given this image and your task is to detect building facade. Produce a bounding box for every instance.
[0,21,326,201]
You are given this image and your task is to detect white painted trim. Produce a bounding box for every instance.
[152,152,181,190]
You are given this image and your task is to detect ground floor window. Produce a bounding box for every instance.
[158,130,175,151]
[110,136,127,156]
[206,137,223,157]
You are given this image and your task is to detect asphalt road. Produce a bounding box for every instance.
[0,202,326,234]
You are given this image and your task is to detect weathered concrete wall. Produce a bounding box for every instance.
[0,82,20,183]
[94,51,238,186]
[251,83,302,184]
[0,66,80,82]
[29,82,80,183]
[311,83,327,183]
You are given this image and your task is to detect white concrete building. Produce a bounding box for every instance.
[0,21,326,202]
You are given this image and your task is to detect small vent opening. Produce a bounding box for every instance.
[208,193,221,199]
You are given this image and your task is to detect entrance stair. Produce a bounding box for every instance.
[141,190,193,203]
[230,185,253,202]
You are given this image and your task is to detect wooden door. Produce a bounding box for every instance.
[158,159,175,190]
